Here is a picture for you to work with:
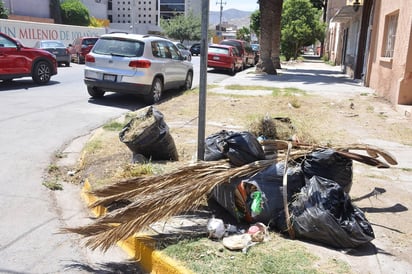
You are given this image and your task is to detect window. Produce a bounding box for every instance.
[0,36,17,48]
[382,12,398,58]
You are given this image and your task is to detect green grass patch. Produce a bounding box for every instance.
[224,85,274,91]
[116,163,154,178]
[161,236,345,274]
[103,121,125,131]
[84,139,103,153]
[47,164,59,174]
[223,85,306,97]
[272,87,306,97]
[42,180,63,190]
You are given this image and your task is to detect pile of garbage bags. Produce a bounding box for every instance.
[206,130,375,248]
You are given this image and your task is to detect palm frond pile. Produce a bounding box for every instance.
[64,159,274,251]
[64,111,397,251]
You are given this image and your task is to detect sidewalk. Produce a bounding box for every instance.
[212,59,374,97]
[59,59,412,273]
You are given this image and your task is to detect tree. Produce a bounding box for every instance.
[250,10,260,40]
[160,13,201,43]
[60,0,90,26]
[89,16,110,28]
[50,0,62,24]
[0,0,8,19]
[256,0,283,74]
[281,0,325,60]
[236,26,251,42]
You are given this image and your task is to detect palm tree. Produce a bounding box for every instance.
[255,0,283,74]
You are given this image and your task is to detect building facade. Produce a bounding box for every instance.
[325,0,412,109]
[3,0,54,23]
[1,0,201,34]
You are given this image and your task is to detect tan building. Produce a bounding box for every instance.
[366,0,412,106]
[325,0,411,109]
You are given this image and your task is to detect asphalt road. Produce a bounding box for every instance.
[0,57,226,273]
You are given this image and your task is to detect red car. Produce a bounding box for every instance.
[207,44,243,75]
[220,39,256,68]
[68,36,99,64]
[0,32,58,84]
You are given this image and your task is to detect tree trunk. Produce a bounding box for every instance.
[255,0,276,74]
[256,0,283,74]
[50,0,62,24]
[271,0,283,69]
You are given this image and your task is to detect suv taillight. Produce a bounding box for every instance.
[129,60,151,68]
[85,54,95,63]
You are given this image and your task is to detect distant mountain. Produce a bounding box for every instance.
[209,8,252,28]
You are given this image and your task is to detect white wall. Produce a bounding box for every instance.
[0,19,107,47]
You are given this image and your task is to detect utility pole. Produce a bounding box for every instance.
[216,0,226,38]
[197,0,209,161]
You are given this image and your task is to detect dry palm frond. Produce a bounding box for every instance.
[64,159,274,251]
[65,142,397,252]
[333,143,398,165]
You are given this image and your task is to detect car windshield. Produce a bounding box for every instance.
[209,47,229,55]
[92,38,144,57]
[42,41,65,48]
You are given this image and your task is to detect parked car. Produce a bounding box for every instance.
[251,43,260,64]
[189,43,201,56]
[173,42,191,61]
[84,33,193,104]
[68,36,99,64]
[34,40,70,67]
[219,39,255,67]
[0,32,57,84]
[207,44,243,75]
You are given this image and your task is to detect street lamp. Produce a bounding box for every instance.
[216,0,226,37]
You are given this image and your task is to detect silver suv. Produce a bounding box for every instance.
[84,33,194,104]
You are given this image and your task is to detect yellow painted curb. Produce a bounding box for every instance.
[81,179,194,274]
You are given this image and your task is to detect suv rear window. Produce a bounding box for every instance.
[82,38,99,45]
[92,38,144,57]
[209,47,229,55]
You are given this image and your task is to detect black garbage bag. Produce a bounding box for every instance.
[302,148,353,193]
[119,106,178,161]
[211,162,305,224]
[283,175,374,248]
[204,130,233,161]
[204,131,266,166]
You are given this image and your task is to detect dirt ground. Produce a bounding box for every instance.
[61,71,412,273]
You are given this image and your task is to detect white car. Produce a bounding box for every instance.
[84,33,194,104]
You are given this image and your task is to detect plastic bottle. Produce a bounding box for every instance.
[250,191,263,217]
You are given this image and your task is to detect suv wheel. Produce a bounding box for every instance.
[87,86,105,98]
[144,77,163,105]
[182,71,193,91]
[32,61,52,84]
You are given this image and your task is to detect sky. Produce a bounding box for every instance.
[209,1,259,12]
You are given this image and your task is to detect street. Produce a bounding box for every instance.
[0,56,228,273]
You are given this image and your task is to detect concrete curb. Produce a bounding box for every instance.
[81,179,194,274]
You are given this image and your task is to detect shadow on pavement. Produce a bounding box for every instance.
[87,88,187,111]
[87,93,145,111]
[0,79,60,92]
[65,260,146,274]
